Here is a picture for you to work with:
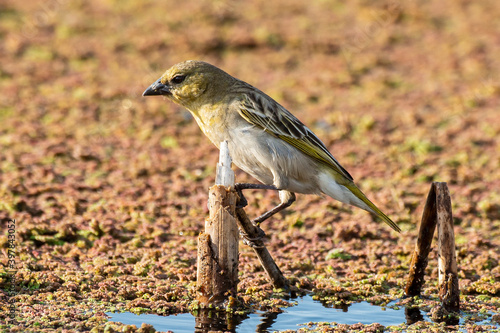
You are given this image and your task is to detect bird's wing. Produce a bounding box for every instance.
[238,91,354,181]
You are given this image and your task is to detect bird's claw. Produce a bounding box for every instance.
[234,184,248,208]
[236,196,248,209]
[239,228,265,248]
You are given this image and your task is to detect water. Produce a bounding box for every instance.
[108,312,195,332]
[106,295,499,332]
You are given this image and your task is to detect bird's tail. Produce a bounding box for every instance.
[348,184,400,232]
[319,173,400,232]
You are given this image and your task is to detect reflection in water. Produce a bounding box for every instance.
[107,296,406,332]
[405,306,424,325]
[193,308,285,333]
[317,298,350,312]
[194,309,227,332]
[255,311,279,333]
[404,304,459,326]
[107,294,495,332]
[194,309,240,332]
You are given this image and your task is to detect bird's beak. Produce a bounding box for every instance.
[143,78,170,96]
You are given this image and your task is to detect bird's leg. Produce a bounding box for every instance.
[235,183,296,224]
[234,183,279,209]
[253,191,296,224]
[234,183,282,245]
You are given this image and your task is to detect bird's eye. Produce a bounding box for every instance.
[171,75,186,84]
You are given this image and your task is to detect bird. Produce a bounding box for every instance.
[143,60,400,233]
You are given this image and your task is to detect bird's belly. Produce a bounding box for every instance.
[227,127,320,194]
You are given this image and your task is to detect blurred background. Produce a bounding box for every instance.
[2,0,499,232]
[0,0,499,330]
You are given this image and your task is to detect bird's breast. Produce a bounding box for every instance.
[192,104,321,194]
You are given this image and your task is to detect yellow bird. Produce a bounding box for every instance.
[143,60,400,233]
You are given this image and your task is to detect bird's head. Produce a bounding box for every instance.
[143,60,233,110]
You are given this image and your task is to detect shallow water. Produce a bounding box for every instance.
[106,295,498,332]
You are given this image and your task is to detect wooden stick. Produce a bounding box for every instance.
[196,142,239,307]
[404,182,460,312]
[405,183,439,296]
[235,207,289,291]
[436,182,459,312]
[196,233,213,305]
[215,141,235,187]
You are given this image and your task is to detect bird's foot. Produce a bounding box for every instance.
[234,185,248,209]
[239,227,266,248]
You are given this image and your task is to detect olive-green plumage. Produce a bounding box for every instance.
[143,60,400,233]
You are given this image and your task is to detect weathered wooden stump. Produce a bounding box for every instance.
[405,182,459,313]
[436,183,459,312]
[196,141,289,307]
[405,183,438,296]
[196,142,239,306]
